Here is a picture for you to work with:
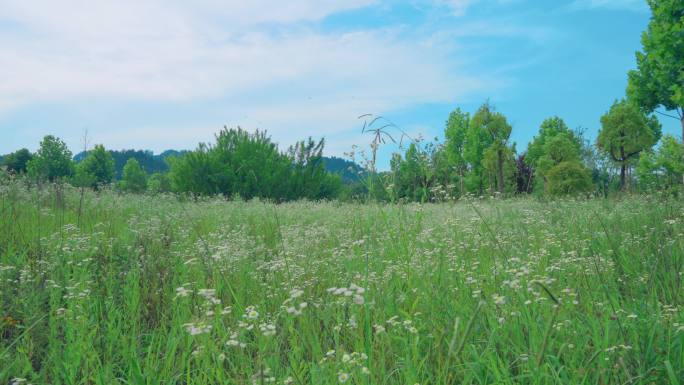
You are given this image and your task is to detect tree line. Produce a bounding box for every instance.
[1,0,682,201]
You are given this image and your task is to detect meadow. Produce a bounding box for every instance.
[1,182,683,384]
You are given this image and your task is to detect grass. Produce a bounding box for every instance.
[0,181,683,384]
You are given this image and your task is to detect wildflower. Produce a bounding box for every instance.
[260,323,277,337]
[290,288,304,298]
[245,306,259,319]
[492,293,506,305]
[174,286,192,298]
[338,372,350,383]
[353,294,365,305]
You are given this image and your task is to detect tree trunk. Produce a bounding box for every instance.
[619,145,627,191]
[497,149,505,194]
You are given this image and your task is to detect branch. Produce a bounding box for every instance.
[654,109,680,120]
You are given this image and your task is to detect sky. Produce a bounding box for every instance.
[0,0,680,169]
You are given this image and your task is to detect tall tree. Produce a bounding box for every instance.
[597,100,661,190]
[2,148,33,175]
[637,134,684,189]
[466,102,512,194]
[627,0,684,183]
[444,108,470,195]
[75,144,115,189]
[526,117,581,168]
[27,135,74,182]
[120,158,148,193]
[287,137,340,200]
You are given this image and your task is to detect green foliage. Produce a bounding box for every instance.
[1,148,33,175]
[26,135,74,182]
[75,149,186,179]
[119,158,148,193]
[627,0,684,113]
[147,172,172,194]
[444,108,470,194]
[390,142,433,202]
[597,99,661,190]
[169,127,340,201]
[545,161,593,195]
[288,138,341,200]
[637,135,684,189]
[74,144,115,189]
[464,102,513,194]
[525,117,589,194]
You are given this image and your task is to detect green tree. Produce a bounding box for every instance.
[27,135,74,182]
[546,161,593,196]
[2,148,33,174]
[120,158,148,193]
[147,172,172,194]
[390,142,434,202]
[169,127,295,200]
[597,100,661,191]
[444,108,470,195]
[526,118,581,166]
[75,144,115,189]
[465,102,513,194]
[636,150,660,190]
[637,135,684,189]
[627,0,684,184]
[288,137,340,200]
[656,135,684,186]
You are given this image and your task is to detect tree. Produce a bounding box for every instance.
[75,144,115,189]
[636,134,684,189]
[546,161,593,196]
[169,127,298,200]
[288,137,339,200]
[627,0,684,183]
[147,172,172,194]
[444,108,470,195]
[525,117,584,192]
[465,102,513,194]
[656,135,684,186]
[597,100,661,191]
[27,135,74,182]
[119,158,148,193]
[2,148,33,174]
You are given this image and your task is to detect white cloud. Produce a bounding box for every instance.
[0,0,502,156]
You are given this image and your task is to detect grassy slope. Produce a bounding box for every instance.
[0,183,683,384]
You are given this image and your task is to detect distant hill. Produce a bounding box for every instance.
[321,156,365,183]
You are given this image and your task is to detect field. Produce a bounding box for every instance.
[1,183,683,384]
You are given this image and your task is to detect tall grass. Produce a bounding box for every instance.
[0,181,682,384]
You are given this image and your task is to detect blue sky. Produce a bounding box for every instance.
[0,0,679,169]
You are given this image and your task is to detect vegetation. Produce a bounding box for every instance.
[1,184,683,384]
[119,158,148,193]
[74,144,115,190]
[627,0,684,184]
[26,135,74,182]
[1,4,684,384]
[1,149,33,175]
